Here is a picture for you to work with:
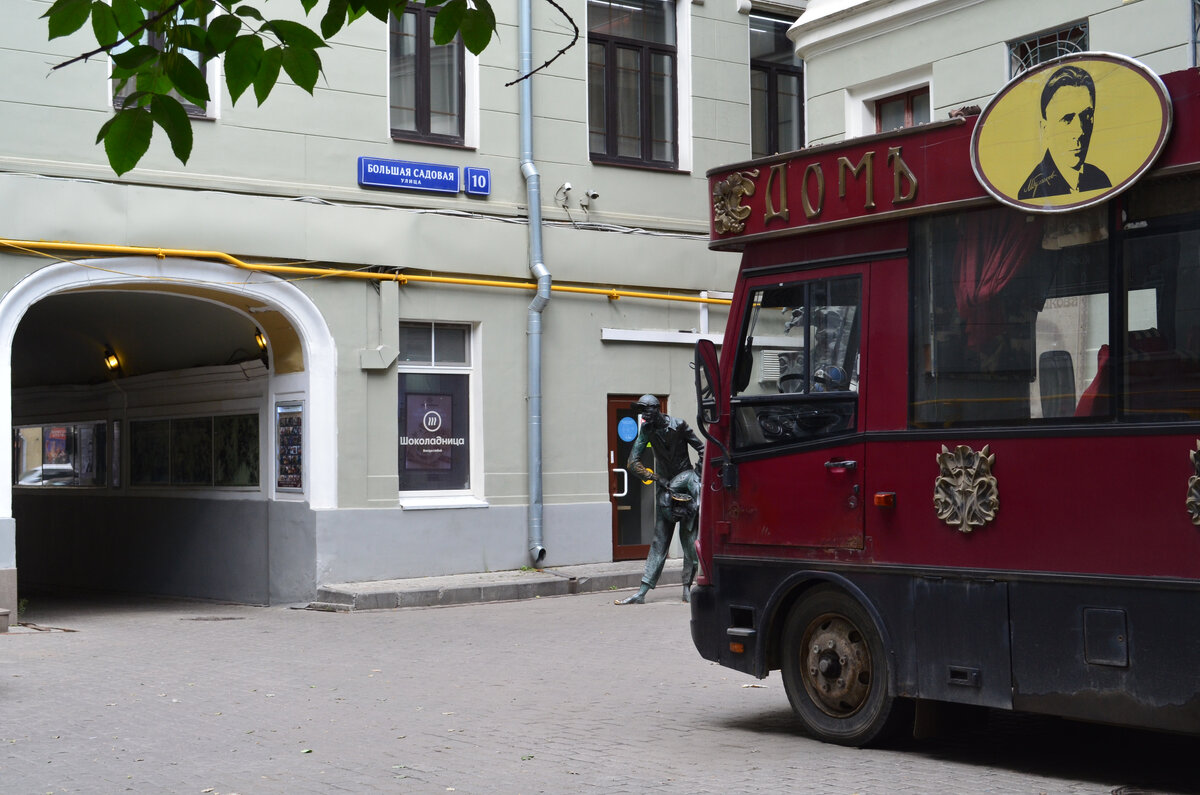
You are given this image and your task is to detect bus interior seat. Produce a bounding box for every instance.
[1074,328,1200,418]
[1039,350,1076,418]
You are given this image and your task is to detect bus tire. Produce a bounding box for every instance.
[780,585,907,747]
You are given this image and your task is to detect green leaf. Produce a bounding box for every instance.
[163,50,210,106]
[319,0,348,39]
[173,22,207,52]
[206,14,242,53]
[234,5,264,21]
[359,0,391,23]
[150,94,193,163]
[90,2,120,46]
[110,44,159,70]
[44,0,93,40]
[265,19,327,50]
[102,108,153,176]
[299,0,319,13]
[115,88,153,109]
[431,0,464,46]
[224,34,264,103]
[111,0,145,39]
[181,0,216,19]
[95,114,118,144]
[254,46,283,105]
[281,46,321,94]
[460,1,495,55]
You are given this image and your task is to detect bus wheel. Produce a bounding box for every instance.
[781,586,904,746]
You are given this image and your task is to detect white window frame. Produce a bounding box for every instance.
[397,321,485,509]
[843,65,931,139]
[585,0,692,172]
[385,20,480,149]
[108,13,221,120]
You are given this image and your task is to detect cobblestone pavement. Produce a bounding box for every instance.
[1,590,1196,795]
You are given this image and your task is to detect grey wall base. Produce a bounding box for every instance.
[0,566,15,619]
[13,496,613,604]
[14,495,317,605]
[315,501,612,584]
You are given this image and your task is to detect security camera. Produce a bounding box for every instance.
[585,190,600,200]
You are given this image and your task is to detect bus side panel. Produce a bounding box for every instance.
[1010,581,1200,733]
[865,434,1200,580]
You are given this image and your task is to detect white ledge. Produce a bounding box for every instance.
[601,328,725,346]
[399,495,490,511]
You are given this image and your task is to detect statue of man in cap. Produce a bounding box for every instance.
[616,394,704,605]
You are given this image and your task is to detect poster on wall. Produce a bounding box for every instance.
[404,393,453,471]
[276,403,303,490]
[44,426,68,465]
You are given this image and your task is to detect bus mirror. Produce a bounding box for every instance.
[695,339,721,426]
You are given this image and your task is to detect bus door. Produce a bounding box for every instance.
[724,268,866,549]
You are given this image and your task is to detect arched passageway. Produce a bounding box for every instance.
[0,257,336,604]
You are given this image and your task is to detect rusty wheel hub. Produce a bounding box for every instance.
[800,613,872,717]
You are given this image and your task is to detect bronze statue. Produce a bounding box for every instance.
[616,395,703,605]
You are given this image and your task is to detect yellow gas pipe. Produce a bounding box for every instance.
[0,239,731,306]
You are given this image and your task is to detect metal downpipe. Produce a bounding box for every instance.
[520,0,550,566]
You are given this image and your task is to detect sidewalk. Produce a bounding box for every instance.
[309,558,683,611]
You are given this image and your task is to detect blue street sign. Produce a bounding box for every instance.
[358,157,459,193]
[464,167,491,196]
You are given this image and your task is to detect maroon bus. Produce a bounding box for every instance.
[689,58,1200,745]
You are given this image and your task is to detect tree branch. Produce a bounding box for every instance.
[52,1,187,71]
[505,0,578,87]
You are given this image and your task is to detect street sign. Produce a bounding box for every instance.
[358,156,459,194]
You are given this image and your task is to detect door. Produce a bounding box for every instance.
[724,268,867,549]
[608,394,664,560]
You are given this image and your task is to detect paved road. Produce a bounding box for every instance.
[1,591,1196,794]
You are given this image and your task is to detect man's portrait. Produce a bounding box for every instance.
[1017,65,1112,199]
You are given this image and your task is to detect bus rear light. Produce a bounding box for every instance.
[874,492,896,508]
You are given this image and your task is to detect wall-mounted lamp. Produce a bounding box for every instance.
[103,349,120,372]
[255,330,267,351]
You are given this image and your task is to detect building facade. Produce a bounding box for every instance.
[0,0,811,613]
[791,0,1198,145]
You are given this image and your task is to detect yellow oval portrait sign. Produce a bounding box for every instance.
[971,52,1171,213]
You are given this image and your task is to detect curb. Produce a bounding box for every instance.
[309,560,683,612]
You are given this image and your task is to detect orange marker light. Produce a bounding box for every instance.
[729,642,745,654]
[874,492,896,508]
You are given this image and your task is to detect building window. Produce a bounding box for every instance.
[111,9,213,118]
[128,414,259,487]
[398,322,473,492]
[1009,22,1088,77]
[875,88,929,133]
[750,14,804,158]
[13,422,107,487]
[588,0,678,169]
[390,6,465,145]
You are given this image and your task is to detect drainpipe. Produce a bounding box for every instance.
[520,0,550,566]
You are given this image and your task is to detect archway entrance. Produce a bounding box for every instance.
[0,257,336,605]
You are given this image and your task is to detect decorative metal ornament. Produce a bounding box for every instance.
[934,444,999,533]
[712,169,759,235]
[1187,440,1200,526]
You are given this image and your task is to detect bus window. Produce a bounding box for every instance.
[1111,228,1200,420]
[911,206,1110,426]
[731,276,860,450]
